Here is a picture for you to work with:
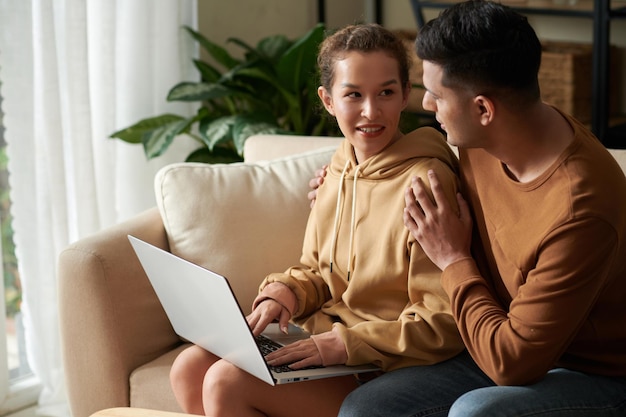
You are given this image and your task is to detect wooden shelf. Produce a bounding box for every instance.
[412,1,626,16]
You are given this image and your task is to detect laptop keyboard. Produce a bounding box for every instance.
[255,335,294,373]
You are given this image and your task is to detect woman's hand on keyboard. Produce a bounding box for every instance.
[246,299,291,337]
[265,339,322,369]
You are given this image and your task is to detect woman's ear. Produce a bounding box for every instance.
[318,86,335,116]
[474,95,495,126]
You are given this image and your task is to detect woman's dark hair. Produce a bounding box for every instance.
[317,23,411,93]
[416,0,542,106]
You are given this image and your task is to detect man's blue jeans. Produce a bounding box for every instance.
[338,351,626,417]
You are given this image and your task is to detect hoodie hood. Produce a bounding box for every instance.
[328,126,458,180]
[327,126,458,279]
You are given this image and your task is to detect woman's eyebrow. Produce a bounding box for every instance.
[340,79,400,89]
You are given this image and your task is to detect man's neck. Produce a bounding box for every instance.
[488,104,575,183]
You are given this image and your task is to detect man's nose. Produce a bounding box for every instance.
[422,91,436,112]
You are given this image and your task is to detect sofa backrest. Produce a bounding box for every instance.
[608,148,626,175]
[243,134,343,163]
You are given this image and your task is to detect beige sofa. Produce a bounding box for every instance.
[58,133,626,417]
[58,134,342,417]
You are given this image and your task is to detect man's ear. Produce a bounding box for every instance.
[318,86,335,116]
[474,95,495,126]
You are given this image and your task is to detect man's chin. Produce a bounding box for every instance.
[444,136,468,150]
[444,135,458,146]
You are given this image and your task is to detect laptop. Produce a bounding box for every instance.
[127,235,380,385]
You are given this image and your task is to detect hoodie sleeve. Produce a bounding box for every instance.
[257,204,332,318]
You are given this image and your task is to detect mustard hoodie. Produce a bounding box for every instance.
[259,127,465,371]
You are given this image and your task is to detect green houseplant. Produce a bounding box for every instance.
[111,24,341,163]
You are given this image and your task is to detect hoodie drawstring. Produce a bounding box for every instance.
[329,160,350,274]
[346,166,360,281]
[329,160,360,281]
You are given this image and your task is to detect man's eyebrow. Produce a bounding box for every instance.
[423,86,438,97]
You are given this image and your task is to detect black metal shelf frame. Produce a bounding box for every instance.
[317,0,383,25]
[410,0,626,147]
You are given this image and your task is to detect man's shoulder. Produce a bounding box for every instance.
[566,128,625,180]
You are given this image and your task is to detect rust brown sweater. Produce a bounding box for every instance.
[444,113,626,386]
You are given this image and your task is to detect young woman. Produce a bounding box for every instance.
[169,23,464,417]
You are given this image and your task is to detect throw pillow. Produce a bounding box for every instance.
[154,147,336,314]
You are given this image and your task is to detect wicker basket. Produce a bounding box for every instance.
[539,40,619,123]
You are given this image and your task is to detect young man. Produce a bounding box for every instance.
[337,1,626,416]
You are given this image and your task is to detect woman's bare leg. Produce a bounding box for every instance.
[202,359,360,417]
[170,345,220,415]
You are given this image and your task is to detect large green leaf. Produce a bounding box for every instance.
[220,59,264,83]
[193,59,221,83]
[229,66,299,120]
[199,113,282,155]
[277,23,325,92]
[109,114,185,144]
[198,116,237,150]
[255,35,292,63]
[227,37,265,63]
[232,119,284,156]
[228,35,291,65]
[142,117,193,159]
[167,81,233,102]
[183,26,240,70]
[231,66,281,92]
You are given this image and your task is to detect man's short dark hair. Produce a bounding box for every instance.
[416,0,542,107]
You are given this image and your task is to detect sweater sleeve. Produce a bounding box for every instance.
[442,217,619,386]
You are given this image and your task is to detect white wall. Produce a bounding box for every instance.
[196,1,626,112]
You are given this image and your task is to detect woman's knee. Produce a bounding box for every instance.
[203,360,249,399]
[171,346,207,383]
[170,345,220,400]
[202,360,258,415]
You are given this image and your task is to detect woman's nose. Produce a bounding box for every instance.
[361,98,380,119]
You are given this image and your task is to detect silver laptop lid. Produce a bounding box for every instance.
[127,235,275,385]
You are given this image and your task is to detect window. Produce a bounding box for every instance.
[0,73,40,416]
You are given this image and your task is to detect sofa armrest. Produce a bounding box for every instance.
[58,208,182,417]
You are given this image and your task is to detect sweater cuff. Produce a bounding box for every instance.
[310,327,347,366]
[441,257,481,294]
[252,282,298,315]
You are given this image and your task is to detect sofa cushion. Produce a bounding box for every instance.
[154,146,337,315]
[129,344,190,412]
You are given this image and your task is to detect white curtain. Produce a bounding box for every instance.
[0,0,198,416]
